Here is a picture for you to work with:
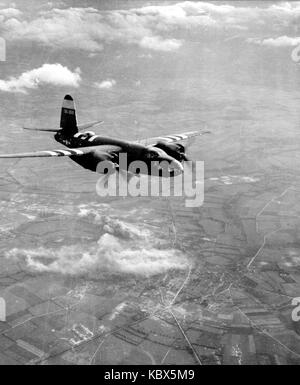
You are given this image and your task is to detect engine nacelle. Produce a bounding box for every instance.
[154,142,186,161]
[71,149,117,173]
[93,150,118,174]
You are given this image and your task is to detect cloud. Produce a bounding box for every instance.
[0,6,22,29]
[0,7,22,18]
[6,216,189,276]
[1,6,181,52]
[139,36,182,51]
[247,36,300,47]
[0,63,81,93]
[0,8,22,18]
[95,79,116,89]
[1,2,300,52]
[0,3,228,53]
[6,237,186,276]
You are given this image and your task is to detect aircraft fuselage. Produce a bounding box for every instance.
[54,131,183,176]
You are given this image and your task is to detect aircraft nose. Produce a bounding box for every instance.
[158,156,183,173]
[169,158,183,172]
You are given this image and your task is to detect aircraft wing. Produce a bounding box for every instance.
[0,145,121,158]
[137,130,210,147]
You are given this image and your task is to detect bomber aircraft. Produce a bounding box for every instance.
[0,95,209,177]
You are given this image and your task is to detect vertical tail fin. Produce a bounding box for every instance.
[60,95,78,136]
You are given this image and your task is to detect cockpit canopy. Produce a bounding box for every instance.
[145,147,169,160]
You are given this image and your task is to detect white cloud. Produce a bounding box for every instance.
[0,3,222,53]
[1,2,300,52]
[2,7,105,52]
[95,79,116,89]
[128,1,300,32]
[248,36,300,47]
[6,216,188,276]
[0,7,21,18]
[140,36,182,51]
[0,6,22,26]
[0,63,81,93]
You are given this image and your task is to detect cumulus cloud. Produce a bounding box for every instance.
[1,6,182,52]
[0,6,22,30]
[6,237,186,276]
[0,2,245,52]
[1,2,300,52]
[6,215,189,277]
[0,7,22,18]
[248,36,300,47]
[95,79,116,89]
[0,63,81,93]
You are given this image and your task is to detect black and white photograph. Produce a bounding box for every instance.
[0,0,300,369]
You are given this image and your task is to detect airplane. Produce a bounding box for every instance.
[0,95,210,177]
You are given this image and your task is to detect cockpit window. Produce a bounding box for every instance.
[146,150,158,160]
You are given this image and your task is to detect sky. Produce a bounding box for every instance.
[0,0,299,155]
[1,2,300,365]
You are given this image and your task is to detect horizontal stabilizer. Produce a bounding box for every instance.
[78,120,104,131]
[23,127,62,132]
[23,120,104,133]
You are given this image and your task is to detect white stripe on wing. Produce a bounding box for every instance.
[158,137,174,142]
[45,151,60,156]
[70,149,84,155]
[88,135,99,142]
[56,150,72,156]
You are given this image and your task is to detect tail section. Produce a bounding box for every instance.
[60,95,78,136]
[23,94,103,135]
